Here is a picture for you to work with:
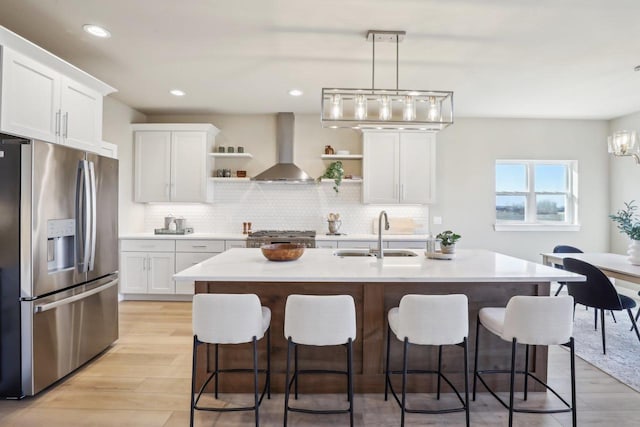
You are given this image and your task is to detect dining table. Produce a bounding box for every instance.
[540,252,640,285]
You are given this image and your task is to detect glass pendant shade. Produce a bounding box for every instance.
[354,94,368,120]
[427,96,442,122]
[608,130,640,164]
[329,94,343,119]
[403,95,416,121]
[379,95,392,120]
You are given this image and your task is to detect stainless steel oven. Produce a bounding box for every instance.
[246,230,316,248]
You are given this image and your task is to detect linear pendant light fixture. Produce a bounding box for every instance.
[321,30,454,132]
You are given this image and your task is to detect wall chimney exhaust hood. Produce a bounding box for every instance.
[251,113,315,183]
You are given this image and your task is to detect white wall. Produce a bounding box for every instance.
[102,96,147,233]
[608,111,640,254]
[434,118,610,262]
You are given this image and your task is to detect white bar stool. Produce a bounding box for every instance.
[190,294,271,427]
[473,295,576,427]
[384,294,470,427]
[283,294,356,427]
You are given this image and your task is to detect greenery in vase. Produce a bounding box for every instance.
[318,161,344,193]
[436,230,461,247]
[610,200,640,241]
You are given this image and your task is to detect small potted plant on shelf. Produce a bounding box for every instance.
[610,200,640,265]
[436,230,461,254]
[318,161,344,193]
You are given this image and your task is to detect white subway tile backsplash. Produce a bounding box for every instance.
[144,182,429,235]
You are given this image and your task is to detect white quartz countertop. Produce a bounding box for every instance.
[119,233,430,241]
[119,233,247,240]
[173,248,585,283]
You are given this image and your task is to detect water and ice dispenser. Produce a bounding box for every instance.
[47,219,75,273]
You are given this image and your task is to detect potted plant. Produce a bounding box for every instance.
[609,200,640,265]
[436,230,461,254]
[318,161,344,193]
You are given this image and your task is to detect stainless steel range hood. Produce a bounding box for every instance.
[251,113,315,183]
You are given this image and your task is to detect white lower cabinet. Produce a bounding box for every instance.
[315,241,338,249]
[175,252,219,295]
[337,240,381,249]
[120,251,176,294]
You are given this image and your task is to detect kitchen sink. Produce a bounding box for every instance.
[333,249,418,258]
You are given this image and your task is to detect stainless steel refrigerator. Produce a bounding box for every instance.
[0,135,119,398]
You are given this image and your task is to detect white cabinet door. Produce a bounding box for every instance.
[134,131,172,202]
[363,132,399,204]
[147,252,176,294]
[315,241,338,249]
[120,252,148,293]
[171,131,208,202]
[60,76,102,149]
[0,47,60,143]
[175,252,218,295]
[399,133,435,204]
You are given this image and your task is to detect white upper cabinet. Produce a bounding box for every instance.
[0,48,60,142]
[133,124,219,203]
[0,27,115,151]
[362,131,436,204]
[134,131,172,202]
[60,76,103,150]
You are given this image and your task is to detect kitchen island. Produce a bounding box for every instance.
[175,248,584,393]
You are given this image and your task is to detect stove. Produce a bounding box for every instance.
[246,230,316,248]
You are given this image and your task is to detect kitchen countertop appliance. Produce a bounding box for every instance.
[246,230,316,248]
[0,136,119,398]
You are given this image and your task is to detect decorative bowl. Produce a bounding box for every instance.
[260,243,305,261]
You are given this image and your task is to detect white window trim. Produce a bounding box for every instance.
[494,159,579,232]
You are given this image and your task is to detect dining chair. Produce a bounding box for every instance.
[563,258,640,354]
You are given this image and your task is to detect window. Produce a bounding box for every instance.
[494,160,579,231]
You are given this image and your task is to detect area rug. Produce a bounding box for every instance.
[569,306,640,392]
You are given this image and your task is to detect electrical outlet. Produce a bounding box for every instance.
[433,216,442,225]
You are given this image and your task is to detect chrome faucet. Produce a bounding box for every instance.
[375,210,390,259]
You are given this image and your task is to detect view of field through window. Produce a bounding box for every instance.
[496,163,567,222]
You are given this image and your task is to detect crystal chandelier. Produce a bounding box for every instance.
[608,130,640,164]
[321,30,453,132]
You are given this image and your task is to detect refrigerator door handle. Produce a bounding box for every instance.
[33,279,118,313]
[88,161,97,271]
[75,160,91,272]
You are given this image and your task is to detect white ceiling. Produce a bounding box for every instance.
[1,0,640,119]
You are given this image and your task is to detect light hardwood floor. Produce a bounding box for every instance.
[1,301,639,426]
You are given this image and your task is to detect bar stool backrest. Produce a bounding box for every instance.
[284,294,356,346]
[502,296,574,345]
[193,293,264,344]
[397,294,468,345]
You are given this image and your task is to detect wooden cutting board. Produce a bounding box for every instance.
[371,217,418,235]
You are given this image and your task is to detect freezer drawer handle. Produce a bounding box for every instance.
[34,279,118,313]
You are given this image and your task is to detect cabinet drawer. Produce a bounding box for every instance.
[120,239,175,252]
[315,241,338,249]
[337,240,380,249]
[225,240,247,250]
[176,240,225,253]
[387,241,427,249]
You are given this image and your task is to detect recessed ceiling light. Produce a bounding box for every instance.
[83,24,111,38]
[288,89,303,97]
[169,89,186,97]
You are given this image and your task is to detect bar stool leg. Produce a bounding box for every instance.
[348,338,354,427]
[472,316,480,401]
[214,343,219,398]
[508,338,517,427]
[190,337,198,427]
[401,337,409,427]
[283,338,292,427]
[437,345,442,400]
[267,328,271,399]
[252,337,259,427]
[294,344,299,400]
[524,344,529,401]
[570,337,577,427]
[384,325,391,401]
[463,337,470,427]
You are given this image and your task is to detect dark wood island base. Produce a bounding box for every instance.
[194,280,551,394]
